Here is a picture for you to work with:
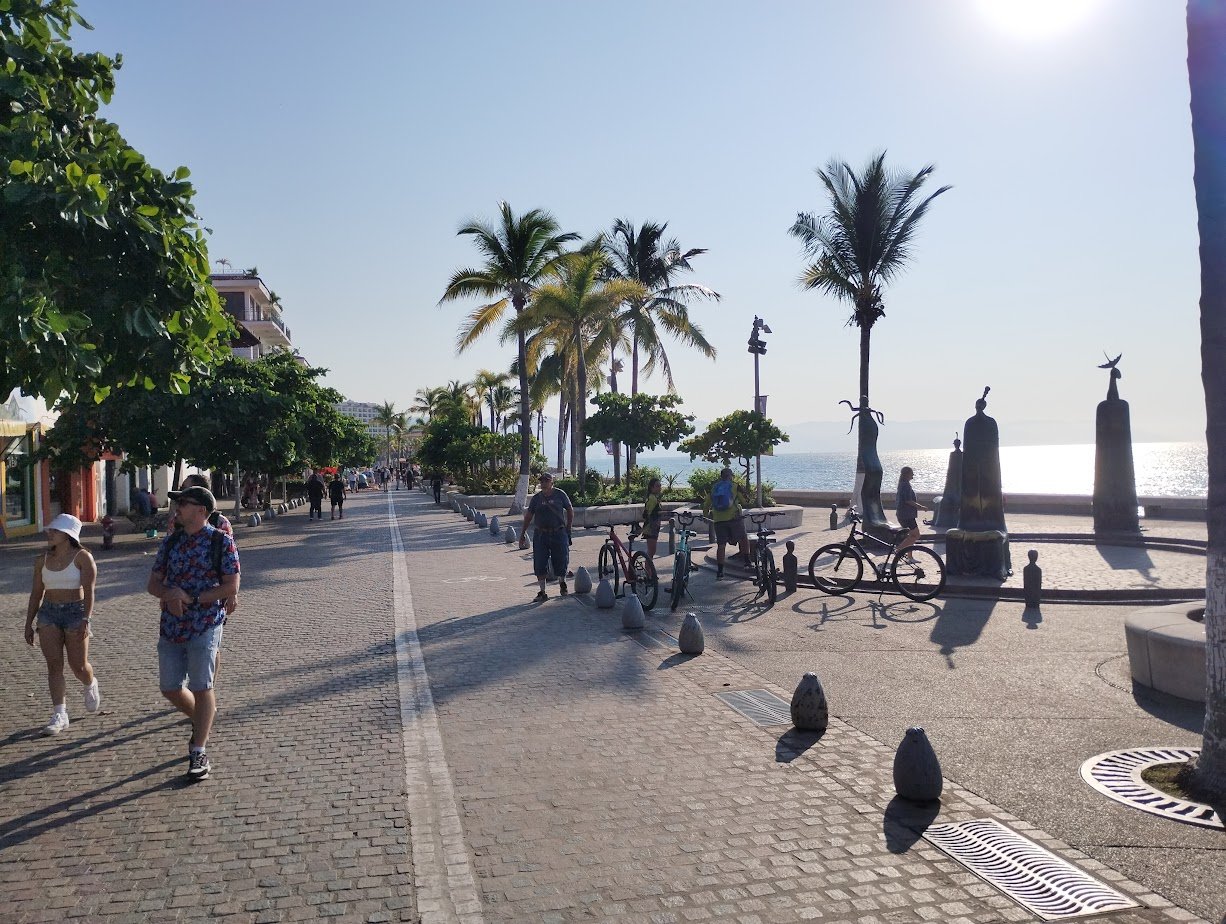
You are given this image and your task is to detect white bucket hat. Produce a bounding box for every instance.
[46,513,83,543]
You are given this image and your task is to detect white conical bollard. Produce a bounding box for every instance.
[595,578,616,609]
[893,727,943,802]
[679,613,704,655]
[490,515,500,536]
[476,512,486,528]
[790,672,829,732]
[464,506,474,521]
[573,566,593,594]
[247,513,261,527]
[452,499,461,513]
[504,526,516,544]
[622,594,645,631]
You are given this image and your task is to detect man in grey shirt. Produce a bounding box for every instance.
[520,473,573,601]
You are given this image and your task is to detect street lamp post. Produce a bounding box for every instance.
[748,316,771,508]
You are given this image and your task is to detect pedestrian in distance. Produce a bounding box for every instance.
[329,471,347,519]
[895,466,927,559]
[24,514,100,736]
[519,472,573,601]
[431,472,443,504]
[147,486,239,782]
[305,468,327,520]
[703,467,751,580]
[641,477,664,559]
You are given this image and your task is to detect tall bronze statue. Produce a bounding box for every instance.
[841,397,888,530]
[932,434,963,530]
[1093,353,1140,533]
[947,387,1011,578]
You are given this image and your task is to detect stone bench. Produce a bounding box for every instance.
[1124,601,1207,702]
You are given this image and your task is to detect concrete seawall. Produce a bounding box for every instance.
[771,489,1207,521]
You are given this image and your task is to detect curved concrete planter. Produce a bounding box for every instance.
[1124,601,1206,702]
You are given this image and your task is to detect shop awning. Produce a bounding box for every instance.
[0,420,28,438]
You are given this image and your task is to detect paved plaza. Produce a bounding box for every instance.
[1,490,1222,923]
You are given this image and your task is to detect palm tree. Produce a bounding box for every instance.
[472,368,512,432]
[519,250,644,487]
[789,152,950,524]
[604,219,719,471]
[440,203,579,510]
[371,401,403,471]
[1188,0,1226,800]
[411,386,447,421]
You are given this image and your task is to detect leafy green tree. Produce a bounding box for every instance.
[678,410,788,487]
[440,202,579,510]
[372,401,405,470]
[0,0,234,402]
[1189,0,1226,800]
[584,392,695,489]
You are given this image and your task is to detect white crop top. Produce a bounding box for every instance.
[42,557,82,590]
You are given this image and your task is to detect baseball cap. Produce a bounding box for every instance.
[46,513,83,543]
[168,486,216,512]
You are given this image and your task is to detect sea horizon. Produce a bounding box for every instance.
[586,441,1208,499]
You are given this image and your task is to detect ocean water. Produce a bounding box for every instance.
[587,442,1208,498]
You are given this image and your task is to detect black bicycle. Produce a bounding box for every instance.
[748,512,781,604]
[808,511,946,602]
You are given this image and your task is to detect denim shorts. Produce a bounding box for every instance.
[158,624,223,692]
[532,529,569,578]
[37,600,87,631]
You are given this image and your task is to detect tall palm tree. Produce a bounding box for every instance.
[371,401,403,471]
[604,219,719,471]
[440,203,579,509]
[519,250,644,487]
[1188,0,1226,800]
[411,386,447,421]
[472,368,512,432]
[789,152,950,524]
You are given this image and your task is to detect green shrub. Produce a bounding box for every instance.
[686,466,775,505]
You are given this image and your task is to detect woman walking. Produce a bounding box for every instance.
[24,514,100,735]
[329,471,347,519]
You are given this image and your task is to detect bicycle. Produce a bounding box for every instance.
[748,512,781,604]
[596,523,658,610]
[669,510,702,611]
[807,511,946,602]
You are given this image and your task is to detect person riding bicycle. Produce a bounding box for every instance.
[641,478,664,559]
[520,472,573,602]
[703,468,751,580]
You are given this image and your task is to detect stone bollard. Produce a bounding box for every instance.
[504,526,516,544]
[622,594,645,631]
[782,540,798,593]
[247,513,261,527]
[465,506,474,521]
[790,672,829,732]
[595,578,616,609]
[1023,549,1042,608]
[679,613,704,655]
[490,515,500,536]
[476,512,486,528]
[573,566,593,594]
[893,727,943,802]
[830,504,839,530]
[452,499,460,513]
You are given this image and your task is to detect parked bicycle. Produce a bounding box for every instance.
[669,509,702,611]
[597,523,658,610]
[808,511,946,602]
[748,512,782,604]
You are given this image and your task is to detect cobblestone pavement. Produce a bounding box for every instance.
[0,496,418,922]
[1,489,1219,923]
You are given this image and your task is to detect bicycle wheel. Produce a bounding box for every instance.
[758,546,777,604]
[598,544,619,595]
[808,543,863,595]
[890,546,946,602]
[631,552,658,610]
[670,553,687,611]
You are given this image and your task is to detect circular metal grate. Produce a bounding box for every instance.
[1080,747,1223,829]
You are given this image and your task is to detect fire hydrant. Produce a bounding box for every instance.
[100,514,115,550]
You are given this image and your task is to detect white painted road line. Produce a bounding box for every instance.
[388,493,484,924]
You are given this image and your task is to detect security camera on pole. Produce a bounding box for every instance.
[748,316,771,508]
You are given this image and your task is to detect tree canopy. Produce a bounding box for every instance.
[678,410,789,485]
[0,0,235,402]
[585,392,694,488]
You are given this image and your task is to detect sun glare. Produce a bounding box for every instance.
[974,0,1104,39]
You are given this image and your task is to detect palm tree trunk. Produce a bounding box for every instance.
[557,392,568,472]
[610,346,621,487]
[630,333,640,471]
[514,306,531,509]
[1190,0,1226,799]
[575,325,588,488]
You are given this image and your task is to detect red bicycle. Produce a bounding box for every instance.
[596,524,658,610]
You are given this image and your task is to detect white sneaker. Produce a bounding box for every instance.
[42,711,69,736]
[84,678,101,714]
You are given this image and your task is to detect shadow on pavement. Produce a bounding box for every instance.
[882,795,941,854]
[0,710,182,786]
[775,728,824,763]
[929,600,997,668]
[1131,682,1205,734]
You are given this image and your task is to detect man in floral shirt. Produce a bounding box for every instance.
[147,486,240,781]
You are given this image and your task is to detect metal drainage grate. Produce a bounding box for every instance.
[1081,747,1222,830]
[924,819,1138,921]
[629,627,675,651]
[715,690,792,726]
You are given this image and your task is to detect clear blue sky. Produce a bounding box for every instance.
[74,0,1203,448]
